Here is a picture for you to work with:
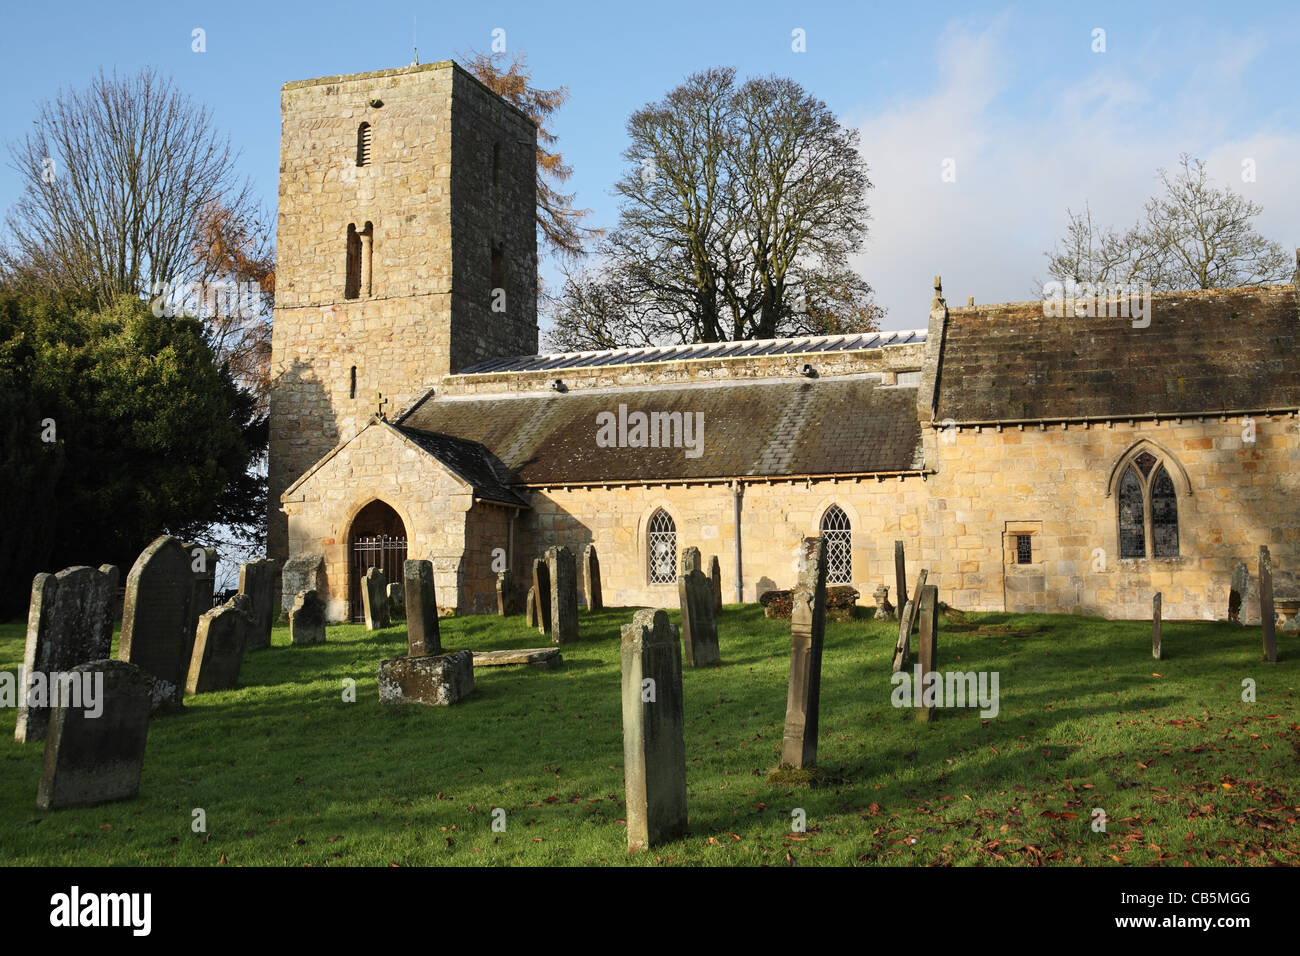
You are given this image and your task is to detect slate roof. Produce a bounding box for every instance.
[934,286,1300,423]
[396,428,529,506]
[397,378,924,485]
[457,330,927,374]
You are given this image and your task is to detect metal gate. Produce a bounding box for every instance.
[351,533,407,622]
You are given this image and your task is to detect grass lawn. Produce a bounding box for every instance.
[0,605,1296,866]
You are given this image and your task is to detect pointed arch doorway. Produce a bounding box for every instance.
[348,500,408,622]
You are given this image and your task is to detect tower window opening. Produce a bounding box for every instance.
[492,141,501,186]
[356,122,372,167]
[349,366,357,399]
[490,243,505,291]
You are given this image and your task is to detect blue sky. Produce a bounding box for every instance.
[2,0,1297,330]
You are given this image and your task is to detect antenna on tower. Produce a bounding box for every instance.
[412,15,419,66]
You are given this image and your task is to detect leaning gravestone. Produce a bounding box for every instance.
[387,579,406,622]
[620,608,688,852]
[289,589,327,647]
[403,560,442,657]
[915,584,939,723]
[362,567,390,631]
[583,545,603,611]
[547,546,580,645]
[239,559,277,651]
[532,557,552,635]
[680,547,702,575]
[525,585,538,628]
[678,568,720,666]
[779,537,827,769]
[281,553,326,615]
[1152,592,1163,661]
[96,564,120,652]
[1261,546,1277,663]
[119,536,194,714]
[36,659,154,811]
[709,555,723,614]
[891,569,928,672]
[894,541,909,613]
[16,566,116,743]
[1229,561,1248,623]
[496,569,514,616]
[182,544,218,668]
[187,594,253,694]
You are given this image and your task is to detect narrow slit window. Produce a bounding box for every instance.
[345,224,360,299]
[356,122,372,167]
[492,141,501,186]
[490,243,505,291]
[349,366,357,399]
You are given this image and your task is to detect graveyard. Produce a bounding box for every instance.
[1,594,1295,866]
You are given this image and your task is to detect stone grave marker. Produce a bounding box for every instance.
[873,585,895,620]
[387,578,406,622]
[290,589,327,647]
[680,547,702,575]
[36,659,154,811]
[894,541,908,613]
[1261,546,1277,663]
[183,544,218,669]
[187,594,253,694]
[119,536,194,714]
[1152,592,1163,660]
[709,555,722,614]
[496,569,514,616]
[362,567,390,630]
[779,536,827,769]
[891,569,928,672]
[238,559,277,651]
[548,546,579,645]
[915,584,939,723]
[403,560,442,657]
[15,565,116,743]
[525,585,538,627]
[620,609,688,852]
[96,564,120,652]
[678,568,719,666]
[532,557,552,635]
[583,545,603,611]
[1229,561,1248,623]
[281,553,325,614]
[378,649,474,706]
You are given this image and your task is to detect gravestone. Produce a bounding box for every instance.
[289,589,327,647]
[238,559,277,651]
[403,560,442,657]
[620,609,688,852]
[583,545,603,611]
[96,564,120,651]
[547,546,579,645]
[473,647,563,670]
[187,594,253,693]
[183,544,218,669]
[873,585,895,621]
[1152,592,1163,661]
[779,537,827,769]
[281,553,326,614]
[709,555,722,614]
[525,585,538,628]
[680,547,702,575]
[677,568,720,666]
[15,566,116,743]
[1229,561,1248,623]
[891,568,928,672]
[362,567,390,630]
[894,541,908,613]
[1260,546,1276,663]
[387,579,406,622]
[915,584,939,723]
[119,536,194,714]
[532,557,552,635]
[496,570,514,616]
[36,659,153,811]
[377,649,475,707]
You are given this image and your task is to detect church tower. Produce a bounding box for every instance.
[267,62,539,558]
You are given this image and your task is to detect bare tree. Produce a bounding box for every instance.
[3,67,256,307]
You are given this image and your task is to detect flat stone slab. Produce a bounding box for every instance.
[378,650,474,706]
[471,648,563,670]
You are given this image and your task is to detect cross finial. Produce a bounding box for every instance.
[375,391,388,419]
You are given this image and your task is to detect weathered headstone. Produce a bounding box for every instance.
[238,559,277,651]
[620,609,688,852]
[496,569,514,616]
[1261,546,1277,663]
[362,567,390,630]
[680,547,702,575]
[16,566,116,743]
[1152,592,1163,661]
[187,594,253,693]
[779,536,827,769]
[183,544,218,669]
[1229,561,1248,623]
[894,541,908,613]
[677,568,720,666]
[873,585,895,620]
[281,553,326,614]
[525,585,538,627]
[289,589,327,647]
[547,546,580,645]
[915,584,939,723]
[119,536,194,714]
[36,659,153,811]
[532,557,552,635]
[387,579,406,622]
[96,564,120,651]
[403,560,442,657]
[378,648,475,706]
[891,568,928,672]
[583,545,603,611]
[709,555,722,614]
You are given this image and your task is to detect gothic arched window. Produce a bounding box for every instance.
[820,505,852,585]
[1114,446,1182,559]
[647,509,676,585]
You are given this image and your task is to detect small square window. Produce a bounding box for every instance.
[1015,534,1033,565]
[896,370,922,387]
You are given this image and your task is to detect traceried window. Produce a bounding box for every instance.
[820,505,852,585]
[1116,448,1181,560]
[647,509,676,585]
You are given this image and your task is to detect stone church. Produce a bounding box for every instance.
[267,61,1300,623]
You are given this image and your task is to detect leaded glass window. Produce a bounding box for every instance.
[1116,451,1181,560]
[1151,466,1179,558]
[647,509,676,584]
[820,505,852,585]
[1118,466,1146,559]
[1015,534,1033,565]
